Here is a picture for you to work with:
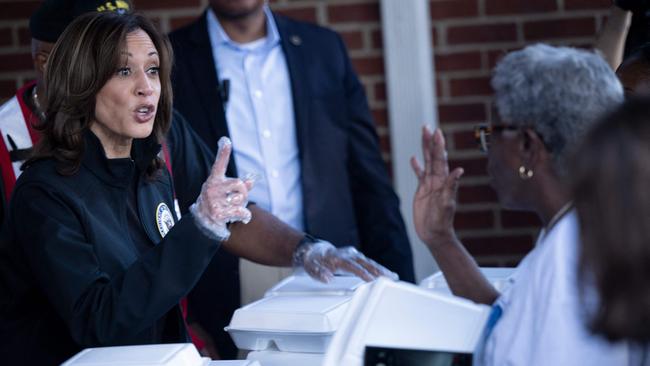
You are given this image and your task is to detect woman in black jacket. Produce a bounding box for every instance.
[0,12,250,365]
[0,12,392,365]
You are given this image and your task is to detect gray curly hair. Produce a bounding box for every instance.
[491,43,624,176]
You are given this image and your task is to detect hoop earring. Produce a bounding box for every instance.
[518,166,533,180]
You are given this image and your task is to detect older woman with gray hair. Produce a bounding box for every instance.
[412,44,629,365]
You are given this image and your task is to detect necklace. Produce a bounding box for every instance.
[31,85,46,122]
[545,202,573,234]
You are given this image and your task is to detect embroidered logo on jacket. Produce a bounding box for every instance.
[156,203,175,238]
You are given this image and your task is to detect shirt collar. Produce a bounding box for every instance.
[81,129,161,188]
[538,202,574,241]
[206,5,280,52]
[545,202,574,232]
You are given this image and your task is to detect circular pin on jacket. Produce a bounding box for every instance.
[290,35,302,46]
[156,202,175,238]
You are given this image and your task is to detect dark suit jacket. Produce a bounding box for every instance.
[169,11,415,357]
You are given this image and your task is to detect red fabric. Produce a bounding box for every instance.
[161,141,173,178]
[180,297,206,350]
[0,131,16,202]
[0,81,38,201]
[15,80,40,144]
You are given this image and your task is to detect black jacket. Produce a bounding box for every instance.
[0,131,220,365]
[166,109,214,214]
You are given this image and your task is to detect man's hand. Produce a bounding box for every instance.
[293,240,398,283]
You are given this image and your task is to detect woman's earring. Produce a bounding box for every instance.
[518,166,533,180]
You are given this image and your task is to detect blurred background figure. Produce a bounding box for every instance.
[596,0,650,69]
[615,0,650,57]
[571,97,650,365]
[616,42,650,95]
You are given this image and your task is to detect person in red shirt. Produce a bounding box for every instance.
[0,0,130,223]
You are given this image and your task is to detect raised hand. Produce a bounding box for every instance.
[190,137,254,241]
[410,127,464,248]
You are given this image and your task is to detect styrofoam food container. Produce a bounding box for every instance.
[323,278,491,366]
[246,349,324,366]
[226,295,351,352]
[228,329,333,353]
[265,274,364,297]
[420,267,516,294]
[61,343,210,366]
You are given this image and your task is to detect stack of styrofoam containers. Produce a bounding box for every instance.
[225,273,364,366]
[61,343,260,366]
[420,267,516,295]
[322,278,492,366]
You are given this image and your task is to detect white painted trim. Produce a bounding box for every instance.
[380,0,438,282]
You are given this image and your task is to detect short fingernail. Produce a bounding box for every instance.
[218,136,232,149]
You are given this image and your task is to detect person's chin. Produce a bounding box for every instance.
[212,1,263,20]
[131,125,155,139]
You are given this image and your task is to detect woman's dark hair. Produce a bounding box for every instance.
[27,11,173,176]
[571,97,650,343]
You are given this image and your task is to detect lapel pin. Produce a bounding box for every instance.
[290,35,302,46]
[155,202,175,238]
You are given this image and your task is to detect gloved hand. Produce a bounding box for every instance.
[293,238,399,283]
[190,137,254,241]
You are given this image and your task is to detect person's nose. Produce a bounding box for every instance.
[134,70,153,97]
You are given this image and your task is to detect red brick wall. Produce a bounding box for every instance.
[432,0,611,265]
[0,0,613,266]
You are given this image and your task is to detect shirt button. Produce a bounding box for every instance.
[262,130,271,139]
[271,170,279,178]
[254,90,262,99]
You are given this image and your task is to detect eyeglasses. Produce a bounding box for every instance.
[474,124,519,153]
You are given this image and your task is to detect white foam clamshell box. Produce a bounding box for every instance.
[246,349,325,366]
[420,267,516,295]
[323,278,491,366]
[61,343,260,366]
[225,274,363,353]
[264,274,364,296]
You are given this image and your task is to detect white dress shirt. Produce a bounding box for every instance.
[207,6,304,231]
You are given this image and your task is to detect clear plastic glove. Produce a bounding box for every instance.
[293,239,399,283]
[190,137,254,241]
